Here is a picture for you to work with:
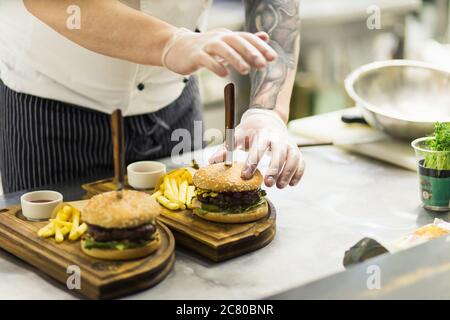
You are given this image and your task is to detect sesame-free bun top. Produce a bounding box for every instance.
[82,190,160,229]
[193,162,263,192]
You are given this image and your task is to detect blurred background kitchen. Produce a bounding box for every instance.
[201,0,450,133]
[0,0,449,196]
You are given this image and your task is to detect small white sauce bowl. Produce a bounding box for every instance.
[20,190,63,221]
[127,161,166,190]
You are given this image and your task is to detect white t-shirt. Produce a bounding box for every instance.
[0,0,212,116]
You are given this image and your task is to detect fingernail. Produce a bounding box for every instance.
[241,168,251,178]
[266,176,275,186]
[256,58,266,67]
[278,180,287,189]
[290,179,298,186]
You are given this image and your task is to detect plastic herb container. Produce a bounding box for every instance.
[411,137,450,212]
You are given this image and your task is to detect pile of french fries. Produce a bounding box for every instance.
[151,168,196,211]
[37,204,88,243]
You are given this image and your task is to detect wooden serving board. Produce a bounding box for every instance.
[0,201,175,300]
[82,177,134,199]
[158,201,276,261]
[82,180,277,262]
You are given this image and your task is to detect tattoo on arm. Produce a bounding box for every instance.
[244,0,300,110]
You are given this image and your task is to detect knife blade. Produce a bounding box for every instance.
[224,83,235,166]
[111,109,125,199]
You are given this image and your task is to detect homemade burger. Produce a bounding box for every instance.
[81,190,160,260]
[192,162,268,223]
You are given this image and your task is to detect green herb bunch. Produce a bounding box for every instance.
[424,122,450,170]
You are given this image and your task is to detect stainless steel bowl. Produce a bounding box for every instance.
[345,60,450,140]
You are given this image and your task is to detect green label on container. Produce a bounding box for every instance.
[418,160,450,210]
[419,174,450,208]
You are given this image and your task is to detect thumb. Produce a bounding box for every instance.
[209,144,227,164]
[208,129,246,164]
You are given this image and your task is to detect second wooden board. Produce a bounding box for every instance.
[157,200,276,262]
[82,178,276,262]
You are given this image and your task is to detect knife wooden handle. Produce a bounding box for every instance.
[111,109,125,187]
[224,83,235,130]
[224,83,235,166]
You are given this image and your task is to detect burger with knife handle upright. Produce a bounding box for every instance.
[81,190,161,260]
[192,162,269,223]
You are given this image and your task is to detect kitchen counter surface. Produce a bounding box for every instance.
[0,145,436,299]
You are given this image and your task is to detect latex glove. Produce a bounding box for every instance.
[162,28,277,77]
[209,110,306,188]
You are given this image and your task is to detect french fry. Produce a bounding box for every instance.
[186,185,196,208]
[38,204,87,242]
[51,219,72,227]
[77,223,88,233]
[154,167,197,211]
[56,205,72,221]
[170,177,179,199]
[73,223,88,240]
[63,205,72,216]
[157,195,180,210]
[170,168,186,179]
[54,225,64,243]
[182,171,193,184]
[164,176,173,195]
[38,222,55,238]
[61,226,71,236]
[179,180,188,204]
[164,189,178,203]
[151,190,162,199]
[69,223,88,242]
[68,208,80,241]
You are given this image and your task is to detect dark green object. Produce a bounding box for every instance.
[343,238,389,268]
[418,160,450,211]
[83,237,154,251]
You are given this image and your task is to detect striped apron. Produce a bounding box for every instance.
[0,77,203,193]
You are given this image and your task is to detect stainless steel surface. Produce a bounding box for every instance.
[0,146,433,299]
[345,60,450,140]
[269,234,450,299]
[224,83,235,166]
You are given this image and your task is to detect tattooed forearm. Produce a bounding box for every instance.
[244,0,300,112]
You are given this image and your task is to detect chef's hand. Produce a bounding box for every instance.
[162,28,277,77]
[209,110,306,188]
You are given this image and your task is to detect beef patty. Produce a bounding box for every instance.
[87,223,156,242]
[197,188,265,209]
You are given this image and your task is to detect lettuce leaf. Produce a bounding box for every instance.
[83,237,153,251]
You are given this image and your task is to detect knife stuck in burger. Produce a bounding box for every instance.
[192,162,268,224]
